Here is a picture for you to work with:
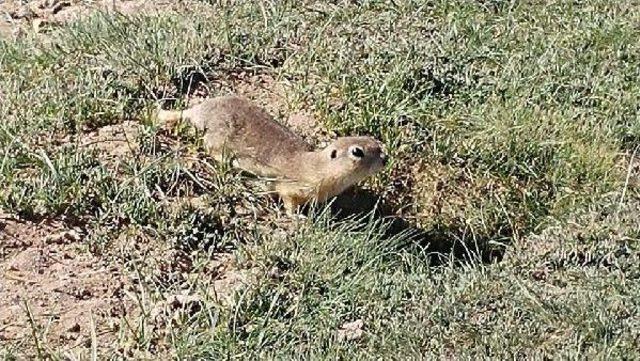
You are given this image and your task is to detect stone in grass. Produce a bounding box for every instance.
[337,319,364,341]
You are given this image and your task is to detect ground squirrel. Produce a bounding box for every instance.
[156,95,387,214]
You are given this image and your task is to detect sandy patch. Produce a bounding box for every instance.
[0,214,135,355]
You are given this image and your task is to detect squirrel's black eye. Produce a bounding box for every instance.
[330,149,337,159]
[351,147,365,158]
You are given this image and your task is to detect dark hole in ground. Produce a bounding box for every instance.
[171,67,210,96]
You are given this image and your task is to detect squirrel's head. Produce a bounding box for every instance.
[321,136,387,179]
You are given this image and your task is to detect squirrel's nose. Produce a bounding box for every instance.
[380,152,388,165]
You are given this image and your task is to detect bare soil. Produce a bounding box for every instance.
[0,214,134,350]
[0,0,262,354]
[0,0,203,39]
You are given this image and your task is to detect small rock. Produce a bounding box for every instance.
[337,319,364,341]
[328,98,346,112]
[267,266,283,279]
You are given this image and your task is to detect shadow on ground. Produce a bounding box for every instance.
[329,188,508,265]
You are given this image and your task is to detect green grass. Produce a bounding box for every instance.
[0,0,639,359]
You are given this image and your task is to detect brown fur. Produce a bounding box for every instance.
[156,95,387,214]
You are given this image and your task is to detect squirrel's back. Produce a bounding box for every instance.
[157,96,314,178]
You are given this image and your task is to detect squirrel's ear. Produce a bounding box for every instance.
[330,149,338,159]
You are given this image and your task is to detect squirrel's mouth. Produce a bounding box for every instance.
[380,153,388,166]
[365,159,386,175]
[376,154,388,169]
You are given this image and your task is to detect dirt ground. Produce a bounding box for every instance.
[0,212,254,356]
[0,0,189,39]
[0,214,134,351]
[0,2,158,350]
[0,0,276,355]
